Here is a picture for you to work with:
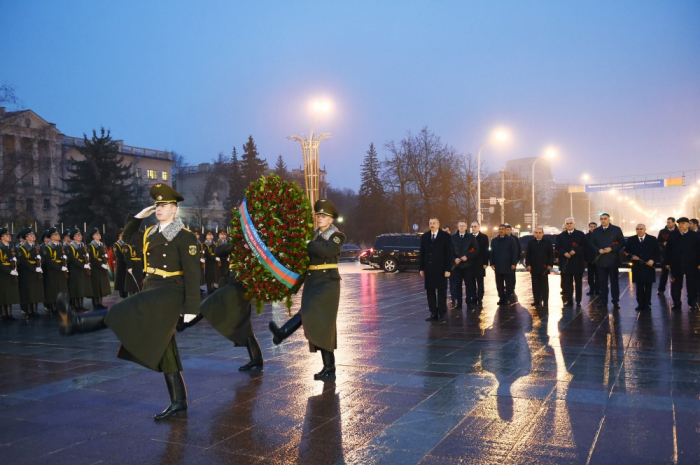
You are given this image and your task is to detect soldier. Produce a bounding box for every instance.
[585,222,599,295]
[0,227,20,321]
[113,230,128,298]
[525,227,554,307]
[216,230,230,278]
[15,230,27,317]
[664,217,700,311]
[469,221,490,305]
[194,230,206,294]
[122,229,144,296]
[590,213,625,309]
[41,227,69,315]
[269,199,346,379]
[656,217,676,295]
[202,230,219,293]
[451,220,479,310]
[17,228,45,318]
[87,227,111,310]
[66,228,91,312]
[62,230,72,246]
[555,218,586,307]
[623,224,661,311]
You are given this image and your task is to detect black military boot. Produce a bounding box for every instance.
[58,293,107,335]
[314,349,336,380]
[154,372,187,421]
[177,313,204,332]
[268,311,302,345]
[238,336,263,371]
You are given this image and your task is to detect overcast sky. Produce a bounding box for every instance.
[2,1,699,198]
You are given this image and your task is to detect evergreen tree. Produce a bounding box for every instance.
[353,142,386,244]
[228,146,245,208]
[59,128,137,244]
[240,135,268,187]
[273,154,288,179]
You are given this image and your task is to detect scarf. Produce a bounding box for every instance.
[314,223,338,241]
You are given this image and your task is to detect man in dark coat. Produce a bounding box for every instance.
[506,224,522,292]
[17,228,45,318]
[526,227,553,307]
[451,220,479,310]
[66,228,91,311]
[590,213,626,309]
[87,228,111,310]
[419,218,453,323]
[112,230,128,298]
[664,217,700,311]
[490,224,519,305]
[469,221,490,304]
[656,217,676,295]
[555,218,586,306]
[585,222,599,295]
[41,227,69,315]
[0,227,20,321]
[623,224,661,311]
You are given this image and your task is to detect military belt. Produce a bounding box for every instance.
[146,267,184,278]
[307,264,338,270]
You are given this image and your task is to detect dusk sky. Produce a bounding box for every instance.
[2,1,699,203]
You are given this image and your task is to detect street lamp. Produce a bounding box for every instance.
[531,148,555,229]
[288,99,332,209]
[477,129,509,224]
[581,174,591,222]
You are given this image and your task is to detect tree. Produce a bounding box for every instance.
[228,146,245,210]
[383,138,417,233]
[326,186,359,241]
[59,128,137,243]
[273,154,288,179]
[353,143,386,243]
[240,135,268,187]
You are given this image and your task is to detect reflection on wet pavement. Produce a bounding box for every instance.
[0,263,698,464]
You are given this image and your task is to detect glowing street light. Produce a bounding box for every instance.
[477,128,509,225]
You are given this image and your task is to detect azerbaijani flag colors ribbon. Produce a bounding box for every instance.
[238,198,301,289]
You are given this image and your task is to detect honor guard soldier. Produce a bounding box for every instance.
[113,230,128,298]
[62,230,72,246]
[41,227,69,315]
[122,228,144,296]
[194,230,206,294]
[87,228,111,310]
[202,230,219,293]
[66,229,91,311]
[216,230,231,278]
[17,228,45,318]
[0,227,20,321]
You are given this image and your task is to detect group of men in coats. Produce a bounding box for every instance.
[418,213,700,321]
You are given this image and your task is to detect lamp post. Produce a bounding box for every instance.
[531,149,556,229]
[288,100,331,209]
[477,129,508,224]
[581,174,591,223]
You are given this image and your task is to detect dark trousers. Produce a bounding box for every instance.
[530,272,549,306]
[495,273,515,300]
[587,264,598,293]
[452,267,476,306]
[448,272,457,302]
[467,272,485,302]
[597,266,620,303]
[658,266,670,291]
[670,271,698,307]
[561,273,583,304]
[636,282,653,308]
[426,287,448,317]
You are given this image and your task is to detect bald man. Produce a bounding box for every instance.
[623,224,660,311]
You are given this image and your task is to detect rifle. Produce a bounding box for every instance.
[59,244,68,279]
[9,246,18,283]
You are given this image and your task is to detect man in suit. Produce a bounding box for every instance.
[656,217,676,295]
[469,221,490,305]
[585,222,599,295]
[664,217,700,311]
[419,218,453,323]
[451,220,480,310]
[623,224,661,311]
[590,213,625,309]
[505,224,521,293]
[490,224,519,305]
[555,218,586,307]
[526,227,553,307]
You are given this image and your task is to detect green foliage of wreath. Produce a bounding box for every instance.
[229,174,314,313]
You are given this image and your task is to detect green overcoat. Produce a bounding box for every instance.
[41,242,68,303]
[17,242,45,304]
[66,243,91,298]
[88,242,111,298]
[0,243,20,305]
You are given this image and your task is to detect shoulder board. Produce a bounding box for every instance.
[145,225,155,235]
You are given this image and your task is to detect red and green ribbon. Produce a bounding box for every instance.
[238,198,300,289]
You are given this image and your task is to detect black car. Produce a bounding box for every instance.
[340,243,361,261]
[518,234,558,262]
[369,233,422,272]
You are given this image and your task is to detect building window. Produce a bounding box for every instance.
[136,168,142,178]
[8,197,16,210]
[147,169,157,180]
[26,198,34,213]
[43,198,51,210]
[161,171,168,181]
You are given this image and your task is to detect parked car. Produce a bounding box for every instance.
[369,233,422,272]
[518,234,558,263]
[359,249,372,265]
[340,243,361,261]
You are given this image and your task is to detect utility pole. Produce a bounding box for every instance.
[500,169,505,224]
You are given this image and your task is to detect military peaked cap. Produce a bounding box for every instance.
[48,227,60,236]
[89,227,101,238]
[314,199,339,219]
[150,183,184,205]
[40,230,50,241]
[62,230,71,239]
[70,228,82,240]
[0,227,9,236]
[19,228,35,240]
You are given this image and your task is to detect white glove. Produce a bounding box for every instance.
[200,258,205,263]
[61,266,68,272]
[12,257,16,262]
[36,267,43,273]
[62,255,67,259]
[127,268,133,273]
[86,252,90,258]
[135,205,156,219]
[101,264,109,270]
[36,255,41,260]
[84,264,91,269]
[10,270,18,276]
[104,254,108,259]
[215,257,221,262]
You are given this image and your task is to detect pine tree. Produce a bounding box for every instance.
[240,135,268,187]
[228,146,245,208]
[59,128,137,244]
[353,142,386,243]
[273,154,288,179]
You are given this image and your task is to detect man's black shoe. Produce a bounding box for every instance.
[438,315,446,324]
[425,315,438,321]
[657,290,665,295]
[612,303,620,310]
[635,306,642,311]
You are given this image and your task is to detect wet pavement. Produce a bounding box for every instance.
[1,263,699,464]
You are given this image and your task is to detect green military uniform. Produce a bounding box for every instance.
[66,229,91,311]
[17,229,45,317]
[87,228,111,308]
[41,228,69,313]
[0,228,20,321]
[202,233,219,293]
[112,234,127,298]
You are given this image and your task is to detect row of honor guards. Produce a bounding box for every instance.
[0,226,113,321]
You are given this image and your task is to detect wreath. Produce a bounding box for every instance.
[229,174,314,313]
